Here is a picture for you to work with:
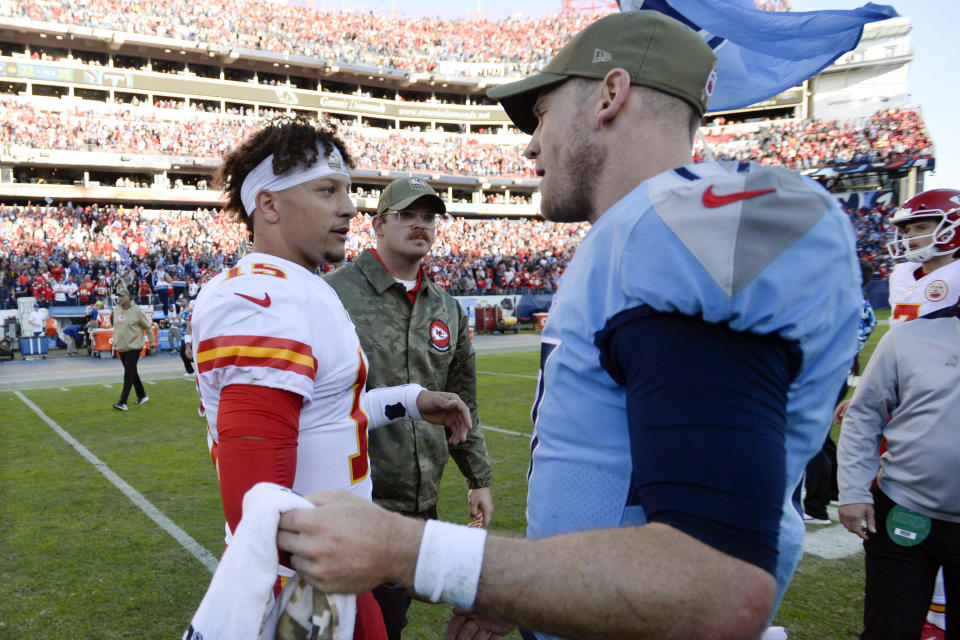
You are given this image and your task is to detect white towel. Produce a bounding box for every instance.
[183,482,355,640]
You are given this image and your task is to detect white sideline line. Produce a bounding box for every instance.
[59,387,69,391]
[15,391,219,574]
[803,505,863,559]
[804,525,864,559]
[477,370,538,380]
[102,384,112,389]
[484,424,531,438]
[146,380,156,385]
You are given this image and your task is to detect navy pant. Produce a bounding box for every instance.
[861,488,960,639]
[118,349,145,404]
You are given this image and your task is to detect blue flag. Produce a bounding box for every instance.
[620,0,898,111]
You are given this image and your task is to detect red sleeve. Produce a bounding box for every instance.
[216,384,303,534]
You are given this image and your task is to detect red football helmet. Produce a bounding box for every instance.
[886,189,960,263]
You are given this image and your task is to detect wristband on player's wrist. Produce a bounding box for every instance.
[363,383,425,428]
[412,519,486,608]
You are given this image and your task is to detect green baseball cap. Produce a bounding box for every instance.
[487,11,717,135]
[377,177,446,215]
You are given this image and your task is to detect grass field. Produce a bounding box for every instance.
[1,311,890,639]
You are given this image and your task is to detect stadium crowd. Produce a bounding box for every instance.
[0,98,537,179]
[0,194,897,312]
[0,202,590,310]
[697,107,933,170]
[1,96,931,180]
[845,202,896,279]
[4,2,606,76]
[4,1,794,77]
[0,202,241,310]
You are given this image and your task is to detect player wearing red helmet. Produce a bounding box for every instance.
[886,189,960,324]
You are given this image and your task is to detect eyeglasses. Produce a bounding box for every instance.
[381,210,440,227]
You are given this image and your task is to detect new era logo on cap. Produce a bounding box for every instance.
[592,48,612,63]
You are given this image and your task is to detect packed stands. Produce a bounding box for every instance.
[845,203,896,280]
[696,107,933,170]
[0,97,536,179]
[2,2,607,77]
[0,99,929,306]
[0,96,932,180]
[0,189,905,312]
[0,202,590,309]
[0,0,927,311]
[2,0,792,79]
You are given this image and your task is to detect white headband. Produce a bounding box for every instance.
[240,146,350,215]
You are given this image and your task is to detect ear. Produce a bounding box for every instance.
[596,68,632,130]
[372,214,389,239]
[254,190,282,224]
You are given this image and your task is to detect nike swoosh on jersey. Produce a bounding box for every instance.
[702,185,776,208]
[234,292,271,307]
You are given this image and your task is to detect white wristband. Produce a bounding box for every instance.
[363,383,425,428]
[183,334,192,344]
[413,520,487,609]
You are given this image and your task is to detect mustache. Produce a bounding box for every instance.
[408,231,431,241]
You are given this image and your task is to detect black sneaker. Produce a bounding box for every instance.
[135,396,150,406]
[113,402,128,411]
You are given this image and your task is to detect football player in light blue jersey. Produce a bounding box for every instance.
[274,12,862,639]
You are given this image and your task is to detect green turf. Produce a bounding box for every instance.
[0,320,891,638]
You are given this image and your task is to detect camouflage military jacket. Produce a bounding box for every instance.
[324,250,492,515]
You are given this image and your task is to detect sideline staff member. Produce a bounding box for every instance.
[112,286,156,411]
[838,302,960,638]
[325,178,493,638]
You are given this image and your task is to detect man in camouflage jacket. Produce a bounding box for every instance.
[324,177,493,639]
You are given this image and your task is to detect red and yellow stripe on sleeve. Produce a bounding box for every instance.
[196,335,317,379]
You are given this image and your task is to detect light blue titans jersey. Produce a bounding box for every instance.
[528,162,860,636]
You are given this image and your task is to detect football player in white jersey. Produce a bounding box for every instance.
[186,118,472,640]
[886,188,960,324]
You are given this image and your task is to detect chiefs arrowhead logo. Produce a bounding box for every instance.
[702,185,776,208]
[429,319,451,352]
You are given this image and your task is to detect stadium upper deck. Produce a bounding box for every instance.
[0,2,933,215]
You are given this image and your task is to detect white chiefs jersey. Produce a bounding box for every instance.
[888,259,960,324]
[192,252,374,499]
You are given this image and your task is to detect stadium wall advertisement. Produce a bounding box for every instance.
[454,294,556,324]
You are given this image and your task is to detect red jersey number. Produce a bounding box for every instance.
[892,303,921,323]
[348,350,370,484]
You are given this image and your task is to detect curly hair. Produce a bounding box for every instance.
[214,116,355,240]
